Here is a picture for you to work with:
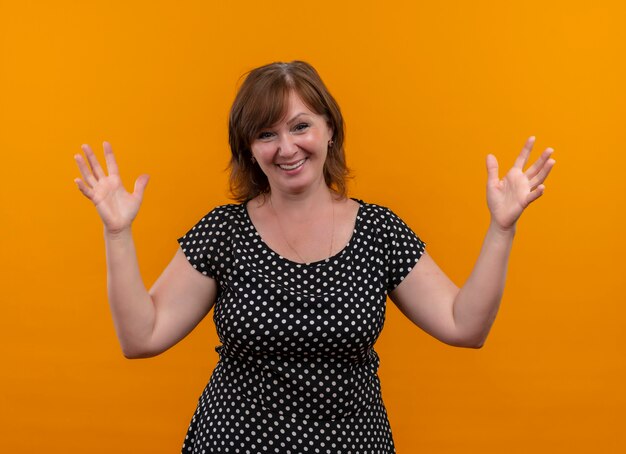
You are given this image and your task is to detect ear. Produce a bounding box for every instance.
[325,119,334,140]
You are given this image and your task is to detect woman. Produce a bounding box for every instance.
[74,61,555,453]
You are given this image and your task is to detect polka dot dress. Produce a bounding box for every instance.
[177,199,426,453]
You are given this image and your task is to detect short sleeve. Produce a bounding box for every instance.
[384,208,426,292]
[177,206,231,280]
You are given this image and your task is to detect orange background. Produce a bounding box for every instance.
[1,1,625,452]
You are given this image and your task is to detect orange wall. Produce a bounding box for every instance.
[1,1,624,452]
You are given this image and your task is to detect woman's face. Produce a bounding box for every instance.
[250,91,333,196]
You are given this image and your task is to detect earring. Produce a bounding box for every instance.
[328,139,334,148]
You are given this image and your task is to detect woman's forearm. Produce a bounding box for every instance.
[452,221,516,347]
[104,227,156,357]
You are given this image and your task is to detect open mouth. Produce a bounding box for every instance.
[277,158,306,171]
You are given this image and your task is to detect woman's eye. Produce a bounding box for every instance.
[294,123,309,132]
[258,131,274,139]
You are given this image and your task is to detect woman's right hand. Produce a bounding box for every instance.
[74,142,149,234]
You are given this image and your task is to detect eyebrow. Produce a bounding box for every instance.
[263,112,312,131]
[285,112,311,124]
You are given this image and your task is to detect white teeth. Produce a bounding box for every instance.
[278,159,305,170]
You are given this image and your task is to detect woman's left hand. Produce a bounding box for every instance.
[486,136,556,231]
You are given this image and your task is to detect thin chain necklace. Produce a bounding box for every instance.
[269,194,335,265]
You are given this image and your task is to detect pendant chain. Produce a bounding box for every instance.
[270,195,335,265]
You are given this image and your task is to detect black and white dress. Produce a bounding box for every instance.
[177,199,425,453]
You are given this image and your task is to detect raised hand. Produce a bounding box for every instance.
[74,142,150,234]
[486,136,555,231]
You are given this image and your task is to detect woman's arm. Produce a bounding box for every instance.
[75,143,216,358]
[104,230,217,358]
[390,137,555,348]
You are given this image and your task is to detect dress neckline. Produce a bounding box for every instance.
[242,197,364,267]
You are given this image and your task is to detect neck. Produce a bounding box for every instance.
[265,181,336,220]
[266,180,336,263]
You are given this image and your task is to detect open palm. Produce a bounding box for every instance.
[486,137,555,230]
[74,142,149,234]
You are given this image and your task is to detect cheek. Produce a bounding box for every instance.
[251,143,273,159]
[302,131,327,149]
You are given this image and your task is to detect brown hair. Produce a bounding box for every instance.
[228,61,349,202]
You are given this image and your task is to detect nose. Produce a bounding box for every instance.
[277,133,298,158]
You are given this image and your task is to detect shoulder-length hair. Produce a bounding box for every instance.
[228,61,349,202]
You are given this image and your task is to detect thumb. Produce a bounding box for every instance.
[133,174,150,199]
[486,154,499,184]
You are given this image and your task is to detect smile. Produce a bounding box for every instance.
[277,159,306,171]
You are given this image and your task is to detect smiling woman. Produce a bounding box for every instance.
[249,93,333,196]
[74,60,555,453]
[228,61,348,202]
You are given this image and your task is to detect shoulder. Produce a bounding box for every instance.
[179,203,246,240]
[352,198,398,226]
[192,203,244,226]
[354,198,424,246]
[203,203,244,220]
